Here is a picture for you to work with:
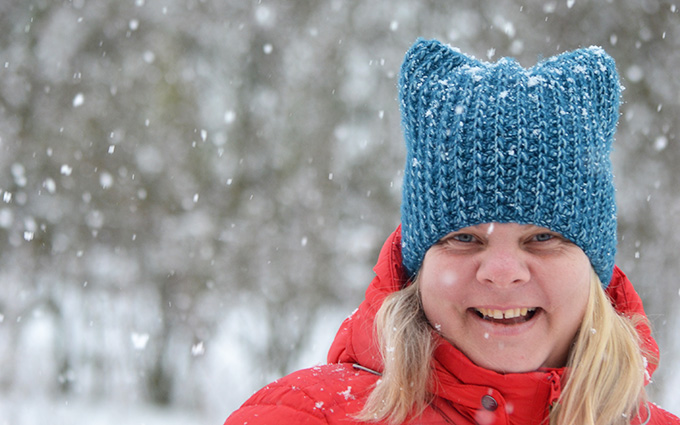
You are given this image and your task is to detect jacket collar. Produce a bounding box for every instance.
[432,333,563,423]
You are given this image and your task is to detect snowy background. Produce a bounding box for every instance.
[0,0,679,423]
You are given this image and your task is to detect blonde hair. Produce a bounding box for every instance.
[550,269,650,425]
[355,282,435,424]
[357,269,650,425]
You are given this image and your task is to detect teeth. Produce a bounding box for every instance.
[476,307,536,319]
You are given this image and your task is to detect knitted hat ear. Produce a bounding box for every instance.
[398,39,621,287]
[534,46,621,141]
[399,38,477,87]
[398,39,479,152]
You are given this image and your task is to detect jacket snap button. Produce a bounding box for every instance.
[481,395,498,411]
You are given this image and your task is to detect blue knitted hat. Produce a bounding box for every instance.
[399,39,620,287]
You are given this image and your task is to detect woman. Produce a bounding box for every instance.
[224,39,680,425]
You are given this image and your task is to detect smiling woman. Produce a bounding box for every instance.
[224,39,680,425]
[419,223,591,373]
[360,248,650,425]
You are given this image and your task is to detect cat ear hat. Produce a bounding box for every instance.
[398,39,621,287]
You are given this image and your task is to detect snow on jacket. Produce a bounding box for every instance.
[224,226,680,425]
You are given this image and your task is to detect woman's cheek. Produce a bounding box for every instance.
[437,269,461,288]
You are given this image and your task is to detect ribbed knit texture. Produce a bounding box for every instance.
[399,39,620,287]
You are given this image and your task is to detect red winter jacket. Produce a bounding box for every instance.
[225,227,679,425]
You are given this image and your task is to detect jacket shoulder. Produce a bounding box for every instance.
[643,402,680,424]
[224,363,378,425]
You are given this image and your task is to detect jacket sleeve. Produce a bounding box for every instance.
[224,381,329,425]
[225,403,327,425]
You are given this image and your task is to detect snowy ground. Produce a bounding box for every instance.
[0,397,214,425]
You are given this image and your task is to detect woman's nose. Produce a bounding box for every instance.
[476,245,530,287]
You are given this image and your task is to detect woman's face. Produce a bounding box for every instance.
[419,222,592,373]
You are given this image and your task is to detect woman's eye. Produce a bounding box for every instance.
[534,233,554,242]
[453,234,475,243]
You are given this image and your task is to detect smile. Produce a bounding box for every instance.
[473,307,538,324]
